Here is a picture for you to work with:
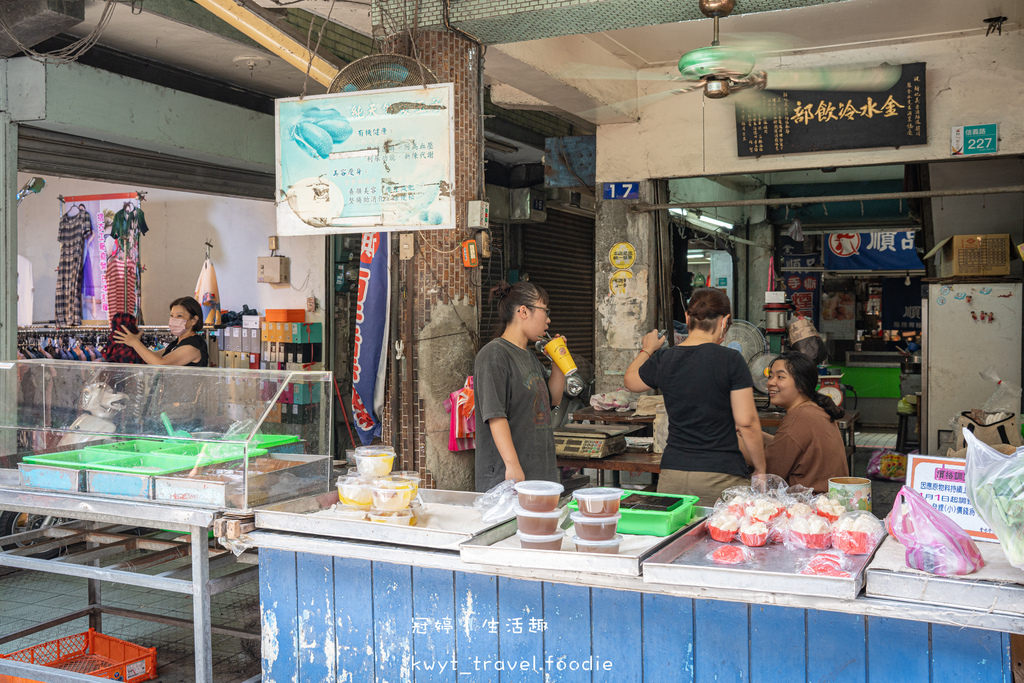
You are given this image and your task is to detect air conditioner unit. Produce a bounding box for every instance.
[545,187,596,216]
[510,188,546,223]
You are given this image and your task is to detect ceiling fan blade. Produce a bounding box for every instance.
[763,64,902,92]
[577,84,701,121]
[553,64,679,83]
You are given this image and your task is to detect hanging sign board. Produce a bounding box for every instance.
[783,253,821,327]
[823,231,924,271]
[907,454,997,542]
[951,124,998,156]
[881,277,922,331]
[276,83,456,235]
[734,62,927,157]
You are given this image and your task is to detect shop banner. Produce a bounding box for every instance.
[823,231,924,271]
[352,233,390,445]
[782,253,820,327]
[881,277,922,331]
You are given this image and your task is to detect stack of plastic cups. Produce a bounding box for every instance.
[513,481,566,549]
[571,488,624,554]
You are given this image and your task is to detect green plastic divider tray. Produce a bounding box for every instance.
[157,443,268,464]
[86,453,199,475]
[22,450,125,470]
[83,440,178,457]
[250,434,300,448]
[569,491,699,537]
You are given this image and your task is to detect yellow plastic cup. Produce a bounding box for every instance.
[543,337,578,376]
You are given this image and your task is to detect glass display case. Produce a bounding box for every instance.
[0,360,332,509]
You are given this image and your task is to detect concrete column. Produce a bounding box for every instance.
[379,32,482,491]
[593,180,660,394]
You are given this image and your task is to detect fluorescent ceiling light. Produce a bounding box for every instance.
[687,250,705,257]
[668,207,733,230]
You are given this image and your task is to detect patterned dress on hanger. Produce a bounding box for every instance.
[55,209,94,326]
[104,204,148,318]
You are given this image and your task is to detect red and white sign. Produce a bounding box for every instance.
[907,454,997,542]
[828,233,861,258]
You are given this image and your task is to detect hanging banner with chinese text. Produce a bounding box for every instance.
[735,62,926,157]
[881,277,923,331]
[276,83,455,235]
[352,233,390,445]
[783,254,821,327]
[823,231,924,271]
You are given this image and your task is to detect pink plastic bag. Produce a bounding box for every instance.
[884,486,984,576]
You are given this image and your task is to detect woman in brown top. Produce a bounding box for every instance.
[741,351,848,492]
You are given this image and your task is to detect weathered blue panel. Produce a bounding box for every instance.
[750,604,804,683]
[931,623,1010,683]
[296,552,336,682]
[867,617,928,683]
[591,587,641,683]
[411,566,457,682]
[541,582,592,682]
[260,548,299,683]
[373,561,415,683]
[642,593,693,682]
[807,611,865,683]
[454,572,499,683]
[544,135,596,188]
[496,577,544,683]
[333,556,375,683]
[694,599,748,682]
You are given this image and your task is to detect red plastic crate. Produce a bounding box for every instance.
[0,629,156,683]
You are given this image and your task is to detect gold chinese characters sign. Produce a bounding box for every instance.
[735,63,926,157]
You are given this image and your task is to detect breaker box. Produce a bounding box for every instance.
[258,256,291,284]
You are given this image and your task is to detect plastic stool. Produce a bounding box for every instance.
[896,412,919,454]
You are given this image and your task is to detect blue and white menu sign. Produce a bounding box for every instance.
[276,83,455,235]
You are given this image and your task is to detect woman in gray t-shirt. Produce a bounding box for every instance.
[474,280,566,492]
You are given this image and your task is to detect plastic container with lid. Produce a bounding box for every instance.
[569,510,621,541]
[514,504,564,536]
[368,509,414,525]
[390,471,421,496]
[337,475,373,509]
[353,447,395,477]
[516,529,565,550]
[371,479,416,511]
[572,534,623,554]
[513,480,564,512]
[573,487,624,517]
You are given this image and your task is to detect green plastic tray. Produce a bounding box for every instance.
[82,440,176,457]
[21,450,124,470]
[250,434,300,448]
[156,443,268,464]
[86,454,198,476]
[569,491,699,537]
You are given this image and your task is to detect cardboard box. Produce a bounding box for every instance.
[266,309,305,323]
[248,353,260,369]
[924,233,1016,278]
[293,382,322,405]
[290,322,323,344]
[261,323,270,342]
[227,327,242,352]
[242,315,264,329]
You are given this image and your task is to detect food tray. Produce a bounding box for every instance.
[154,454,329,508]
[0,628,156,683]
[86,454,197,499]
[255,489,509,549]
[82,439,175,457]
[249,434,304,454]
[642,520,879,600]
[21,450,123,470]
[568,491,699,536]
[459,514,697,577]
[865,537,1024,615]
[156,442,267,463]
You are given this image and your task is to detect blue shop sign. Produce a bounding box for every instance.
[881,277,923,331]
[823,231,924,270]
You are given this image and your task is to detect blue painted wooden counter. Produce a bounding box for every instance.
[258,548,1013,682]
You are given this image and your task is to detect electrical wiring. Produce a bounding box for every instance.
[300,0,339,99]
[0,0,118,64]
[416,232,462,254]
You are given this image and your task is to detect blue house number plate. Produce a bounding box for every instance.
[603,182,639,200]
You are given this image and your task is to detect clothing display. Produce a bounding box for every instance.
[81,221,104,321]
[103,313,146,364]
[104,204,147,319]
[194,257,222,327]
[17,254,33,326]
[55,207,94,326]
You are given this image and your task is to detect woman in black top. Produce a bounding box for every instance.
[113,296,209,367]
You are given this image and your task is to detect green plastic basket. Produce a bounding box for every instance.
[82,439,176,458]
[86,453,198,476]
[569,490,699,537]
[156,443,268,465]
[21,450,125,470]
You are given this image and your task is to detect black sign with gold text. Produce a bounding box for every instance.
[735,62,926,157]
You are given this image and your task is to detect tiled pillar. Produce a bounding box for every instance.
[379,32,482,491]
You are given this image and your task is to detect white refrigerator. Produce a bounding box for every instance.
[922,282,1022,454]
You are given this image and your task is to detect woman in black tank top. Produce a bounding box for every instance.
[112,296,209,367]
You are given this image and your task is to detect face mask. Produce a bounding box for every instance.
[168,317,188,336]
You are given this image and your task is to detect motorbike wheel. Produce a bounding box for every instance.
[0,510,64,559]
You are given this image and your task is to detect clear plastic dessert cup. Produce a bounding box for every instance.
[337,475,373,509]
[514,481,564,512]
[516,529,565,550]
[569,511,620,541]
[353,448,395,477]
[368,509,414,525]
[572,534,622,554]
[370,479,416,511]
[514,504,564,536]
[573,487,624,516]
[391,471,421,496]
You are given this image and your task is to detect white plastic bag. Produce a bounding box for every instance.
[473,480,518,524]
[964,430,1024,569]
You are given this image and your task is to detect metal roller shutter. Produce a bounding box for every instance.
[17,126,274,200]
[521,209,595,365]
